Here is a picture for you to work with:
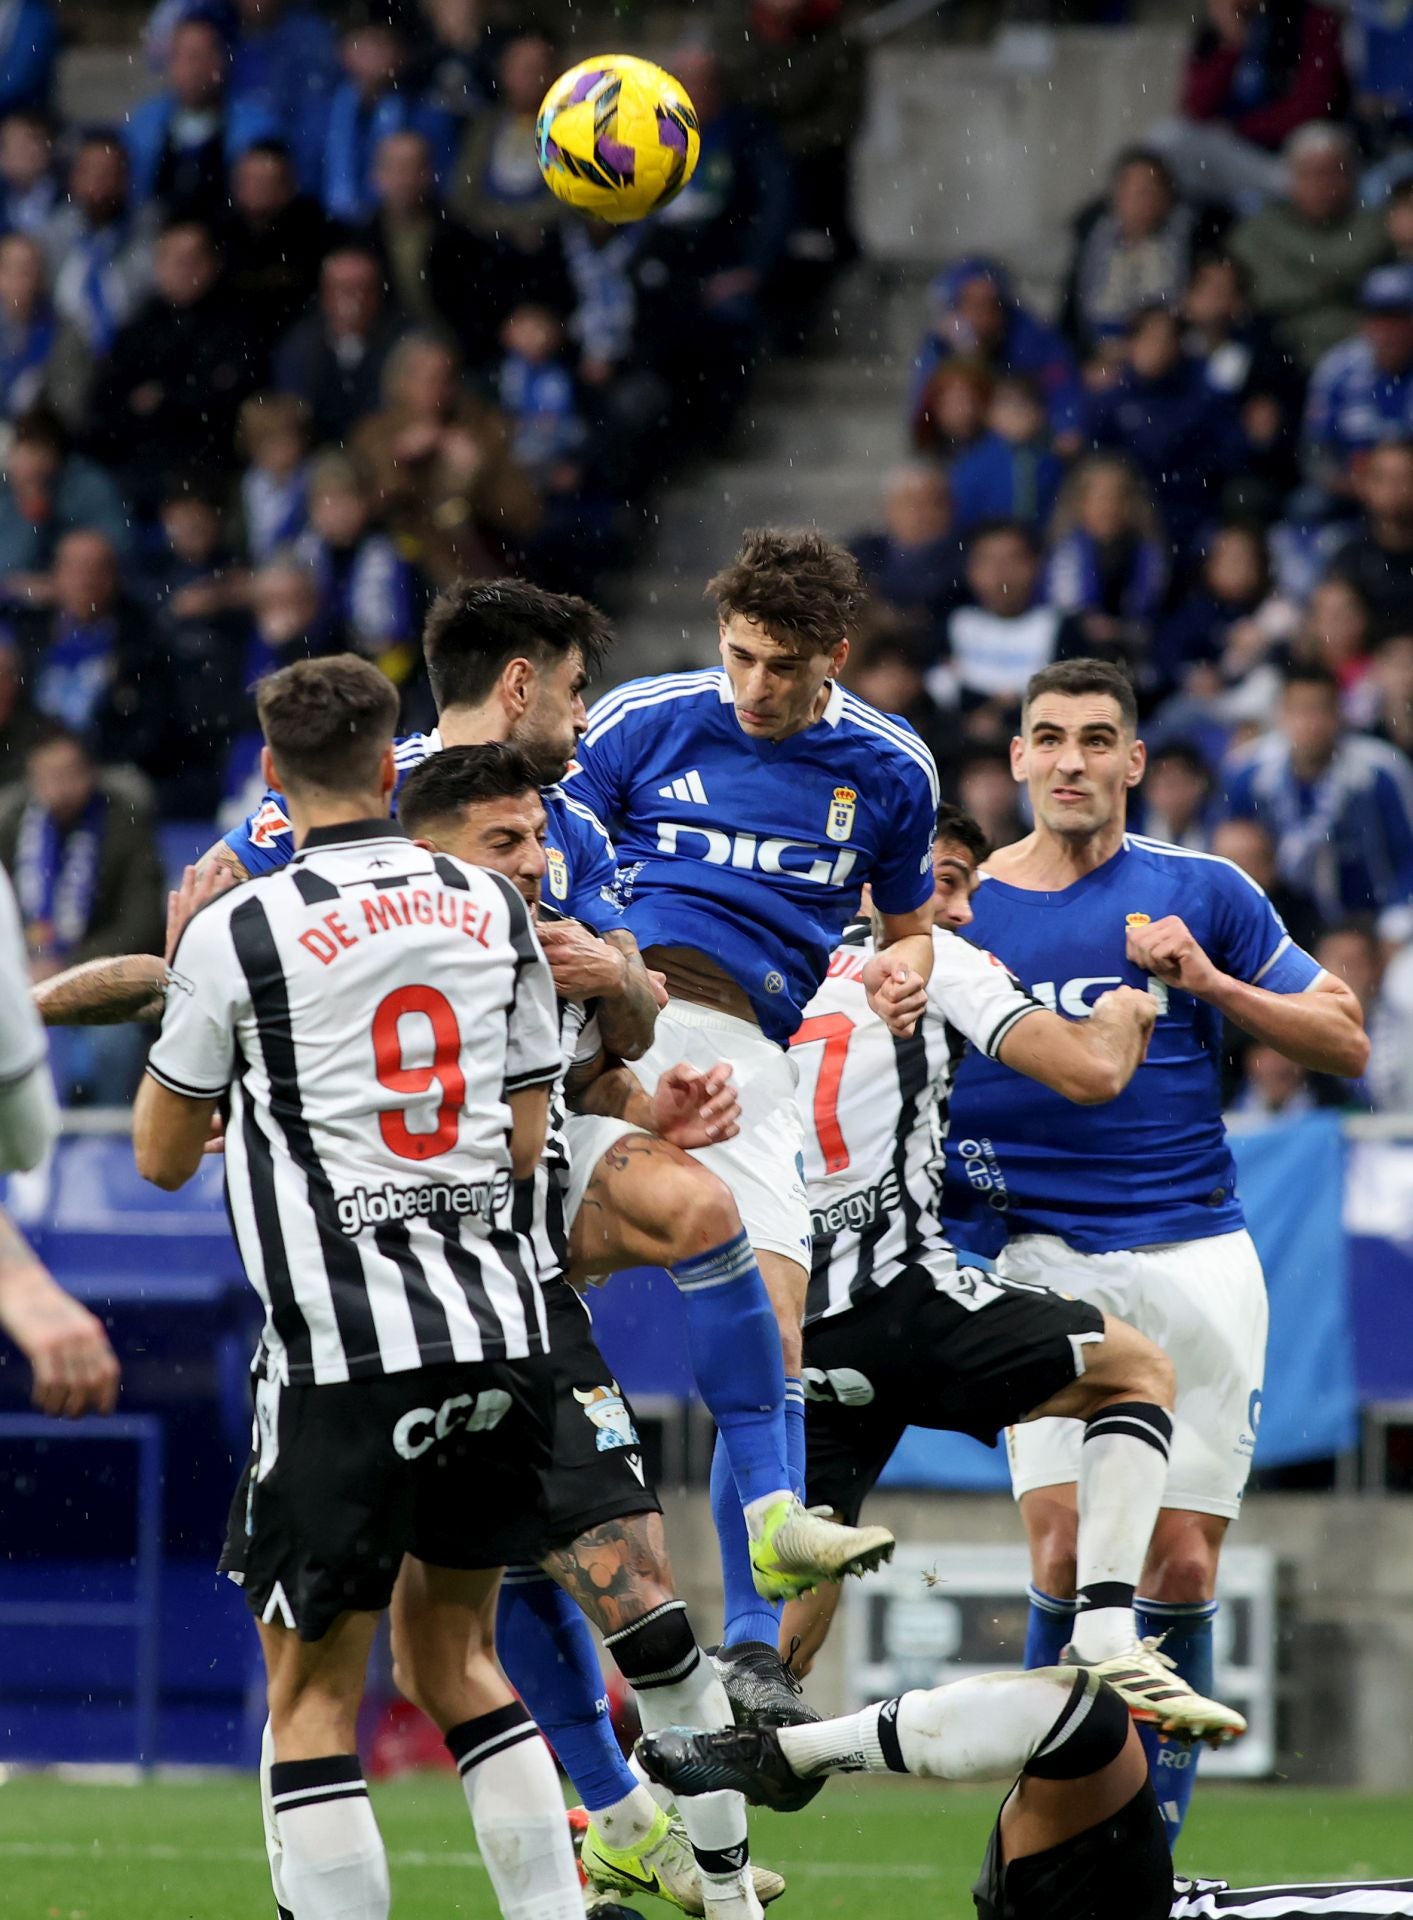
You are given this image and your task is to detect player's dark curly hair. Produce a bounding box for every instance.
[707,528,866,654]
[397,743,540,839]
[422,578,614,712]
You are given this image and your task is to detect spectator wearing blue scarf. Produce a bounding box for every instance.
[125,15,280,222]
[316,17,456,227]
[1222,662,1413,929]
[0,722,165,1104]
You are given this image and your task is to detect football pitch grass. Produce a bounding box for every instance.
[3,1773,1413,1919]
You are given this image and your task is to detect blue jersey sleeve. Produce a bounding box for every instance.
[223,791,296,878]
[556,791,622,933]
[569,693,635,834]
[868,752,939,918]
[1208,859,1321,995]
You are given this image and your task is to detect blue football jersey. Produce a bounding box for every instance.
[570,670,939,1044]
[221,729,622,931]
[945,832,1323,1254]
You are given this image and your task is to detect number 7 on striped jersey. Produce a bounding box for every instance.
[790,1011,855,1175]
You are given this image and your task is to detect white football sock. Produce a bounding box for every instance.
[629,1746,678,1814]
[269,1754,389,1920]
[591,1783,661,1851]
[628,1642,753,1913]
[449,1704,581,1920]
[258,1719,293,1918]
[1070,1400,1174,1664]
[779,1671,1079,1782]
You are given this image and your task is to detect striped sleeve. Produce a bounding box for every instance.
[483,871,561,1093]
[147,904,241,1098]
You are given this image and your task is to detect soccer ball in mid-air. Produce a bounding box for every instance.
[537,54,700,225]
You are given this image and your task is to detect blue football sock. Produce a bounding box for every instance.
[495,1568,638,1812]
[670,1233,789,1507]
[710,1431,782,1649]
[1024,1585,1077,1668]
[784,1375,807,1499]
[1135,1596,1219,1848]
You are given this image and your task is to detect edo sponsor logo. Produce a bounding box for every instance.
[955,1137,1010,1213]
[335,1175,509,1235]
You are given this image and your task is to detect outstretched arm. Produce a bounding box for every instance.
[35,857,244,1030]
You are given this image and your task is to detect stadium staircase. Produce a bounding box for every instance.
[609,264,933,680]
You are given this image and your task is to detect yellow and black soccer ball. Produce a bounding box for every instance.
[536,54,700,225]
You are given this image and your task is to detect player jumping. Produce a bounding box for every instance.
[946,657,1368,1843]
[569,528,940,1716]
[778,802,1246,1744]
[35,578,869,1605]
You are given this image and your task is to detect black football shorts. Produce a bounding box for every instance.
[532,1277,661,1552]
[220,1352,556,1642]
[972,1780,1173,1920]
[804,1261,1106,1524]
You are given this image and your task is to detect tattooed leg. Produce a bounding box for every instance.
[568,1132,743,1286]
[541,1513,677,1638]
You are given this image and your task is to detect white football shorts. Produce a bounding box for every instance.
[628,998,811,1270]
[1001,1227,1268,1521]
[562,1112,639,1229]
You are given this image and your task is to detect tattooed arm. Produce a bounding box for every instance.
[33,850,247,1029]
[35,953,169,1026]
[571,1057,740,1148]
[0,1207,120,1417]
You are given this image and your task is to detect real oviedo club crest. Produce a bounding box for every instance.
[827,786,857,843]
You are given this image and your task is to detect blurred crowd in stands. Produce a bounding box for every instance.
[8,0,1413,1122]
[0,0,860,1101]
[845,0,1413,1120]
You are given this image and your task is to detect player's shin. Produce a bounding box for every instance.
[671,1233,792,1508]
[779,1669,1110,1783]
[447,1702,583,1920]
[1135,1597,1218,1844]
[607,1602,758,1913]
[268,1755,390,1920]
[497,1569,660,1848]
[1069,1403,1174,1663]
[710,1438,785,1648]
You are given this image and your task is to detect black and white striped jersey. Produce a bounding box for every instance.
[792,919,1042,1326]
[1172,1880,1413,1918]
[148,820,561,1385]
[500,900,601,1285]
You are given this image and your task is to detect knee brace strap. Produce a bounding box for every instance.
[1025,1669,1131,1781]
[602,1599,700,1691]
